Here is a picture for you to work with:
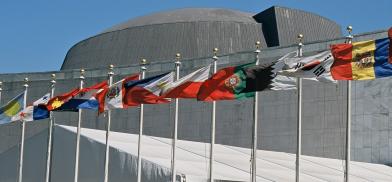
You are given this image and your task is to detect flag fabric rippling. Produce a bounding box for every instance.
[331,31,392,80]
[162,65,210,98]
[124,72,174,105]
[0,92,25,124]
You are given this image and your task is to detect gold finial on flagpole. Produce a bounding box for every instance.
[23,78,29,88]
[51,74,56,87]
[346,26,353,43]
[140,59,147,65]
[108,64,114,76]
[255,41,261,48]
[297,34,304,47]
[80,69,85,80]
[175,53,181,66]
[255,41,261,53]
[140,59,148,71]
[213,48,219,60]
[347,26,353,35]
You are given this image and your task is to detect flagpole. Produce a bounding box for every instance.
[209,48,218,182]
[45,74,56,182]
[104,65,114,182]
[345,25,353,182]
[251,41,261,182]
[171,53,181,182]
[295,34,304,182]
[17,77,28,182]
[0,81,2,105]
[74,69,85,182]
[137,59,147,182]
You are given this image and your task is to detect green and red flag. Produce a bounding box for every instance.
[197,62,292,101]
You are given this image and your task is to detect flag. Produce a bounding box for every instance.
[12,93,50,122]
[0,92,25,124]
[96,74,139,113]
[277,50,335,83]
[330,30,392,80]
[58,80,108,111]
[46,88,80,111]
[162,65,210,98]
[197,59,296,101]
[124,72,174,105]
[389,27,392,63]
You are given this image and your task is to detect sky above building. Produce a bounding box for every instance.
[0,0,391,73]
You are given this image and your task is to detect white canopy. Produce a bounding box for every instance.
[60,125,392,181]
[1,124,391,182]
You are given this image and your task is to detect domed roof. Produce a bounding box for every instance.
[103,8,257,33]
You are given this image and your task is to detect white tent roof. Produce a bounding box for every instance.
[59,125,392,182]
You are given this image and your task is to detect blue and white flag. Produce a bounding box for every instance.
[58,81,107,111]
[12,93,50,122]
[0,92,25,124]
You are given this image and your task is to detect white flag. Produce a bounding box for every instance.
[12,93,50,122]
[277,50,336,83]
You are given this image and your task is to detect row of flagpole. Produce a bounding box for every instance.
[1,26,357,182]
[294,26,354,182]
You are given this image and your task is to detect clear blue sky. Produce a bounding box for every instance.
[0,0,391,73]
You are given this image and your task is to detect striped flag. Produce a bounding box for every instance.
[124,72,174,105]
[162,65,210,98]
[58,81,108,111]
[331,30,392,80]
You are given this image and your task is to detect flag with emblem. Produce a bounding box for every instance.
[197,56,297,101]
[162,65,210,98]
[46,88,80,111]
[12,93,50,122]
[0,92,25,124]
[331,28,392,80]
[96,74,139,113]
[57,80,108,111]
[124,72,174,105]
[277,50,335,83]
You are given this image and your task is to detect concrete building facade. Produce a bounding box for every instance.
[0,5,391,181]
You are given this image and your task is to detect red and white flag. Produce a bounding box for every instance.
[162,65,210,98]
[96,74,139,113]
[123,72,174,105]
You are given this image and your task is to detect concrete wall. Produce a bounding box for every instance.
[0,30,391,166]
[253,6,342,47]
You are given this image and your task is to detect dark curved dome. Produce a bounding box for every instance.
[103,8,257,33]
[61,6,341,70]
